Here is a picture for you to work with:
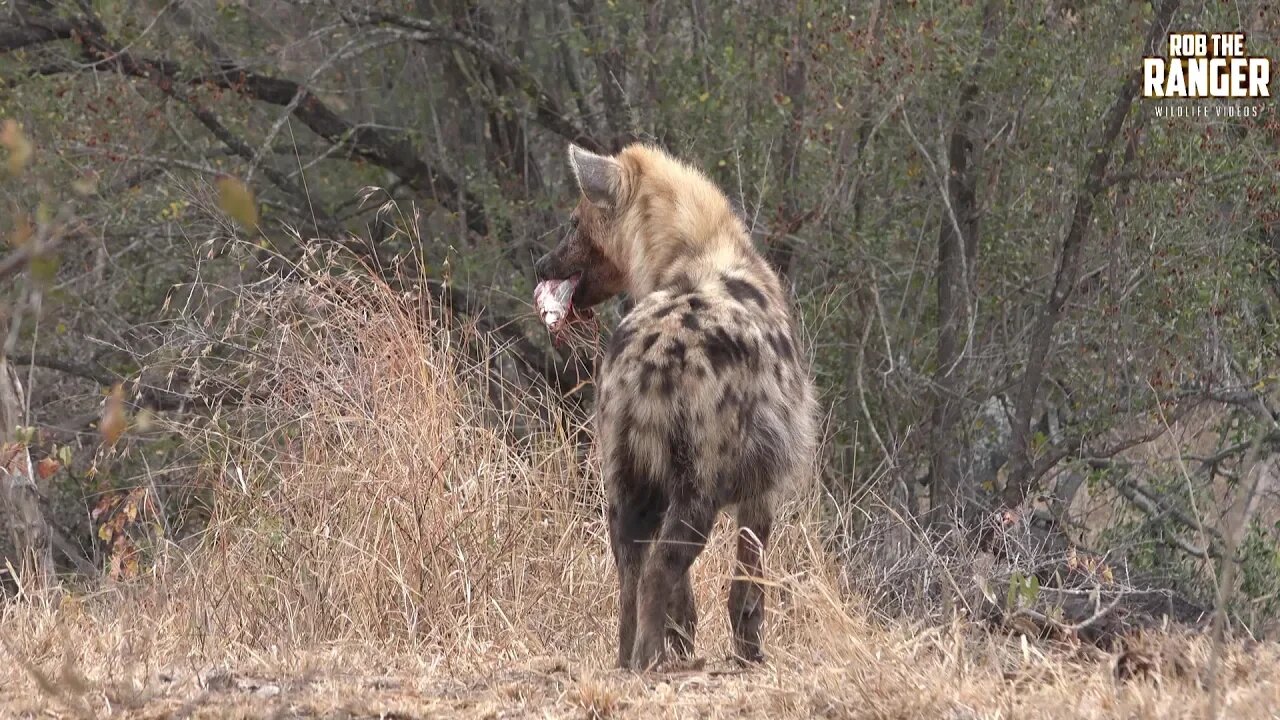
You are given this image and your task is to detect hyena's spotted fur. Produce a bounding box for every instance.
[535,143,817,670]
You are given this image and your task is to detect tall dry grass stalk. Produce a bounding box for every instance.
[6,255,837,662]
[183,261,836,659]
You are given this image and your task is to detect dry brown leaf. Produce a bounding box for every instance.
[8,214,32,249]
[0,120,33,176]
[100,383,127,447]
[35,456,60,479]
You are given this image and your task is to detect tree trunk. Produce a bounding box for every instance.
[927,0,1000,529]
[570,0,630,148]
[0,359,54,594]
[764,18,808,278]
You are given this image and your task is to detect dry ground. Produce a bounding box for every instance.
[3,264,1278,719]
[4,596,1279,719]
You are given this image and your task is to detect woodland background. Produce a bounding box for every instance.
[2,1,1280,704]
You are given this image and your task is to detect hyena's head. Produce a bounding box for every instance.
[535,142,742,309]
[533,145,630,311]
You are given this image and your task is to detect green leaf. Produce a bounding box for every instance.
[29,251,60,285]
[215,175,259,231]
[1023,575,1041,604]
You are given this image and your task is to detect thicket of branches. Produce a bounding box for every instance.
[2,0,1279,637]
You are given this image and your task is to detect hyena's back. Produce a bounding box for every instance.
[597,261,814,506]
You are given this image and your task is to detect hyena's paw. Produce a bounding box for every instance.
[730,642,767,667]
[665,625,695,660]
[662,656,706,673]
[629,629,668,672]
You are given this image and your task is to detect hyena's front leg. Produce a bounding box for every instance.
[632,500,714,671]
[729,498,773,664]
[608,488,663,669]
[666,571,697,659]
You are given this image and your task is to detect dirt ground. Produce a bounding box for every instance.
[4,637,1280,720]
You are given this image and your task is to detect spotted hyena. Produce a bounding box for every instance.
[534,143,817,670]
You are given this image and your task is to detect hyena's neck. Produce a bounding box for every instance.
[612,154,762,300]
[626,229,755,300]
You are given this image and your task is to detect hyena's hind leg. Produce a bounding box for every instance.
[631,500,715,670]
[666,571,697,659]
[608,485,665,669]
[729,497,773,664]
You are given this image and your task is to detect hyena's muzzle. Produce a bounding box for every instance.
[533,199,625,331]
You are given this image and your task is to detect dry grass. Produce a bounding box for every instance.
[2,261,1278,718]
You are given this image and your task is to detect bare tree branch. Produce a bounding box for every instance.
[0,14,73,52]
[0,11,492,238]
[1206,389,1280,425]
[1003,0,1183,507]
[340,6,604,153]
[13,354,116,387]
[1090,459,1228,560]
[0,235,64,284]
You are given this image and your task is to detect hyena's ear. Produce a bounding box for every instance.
[568,144,621,208]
